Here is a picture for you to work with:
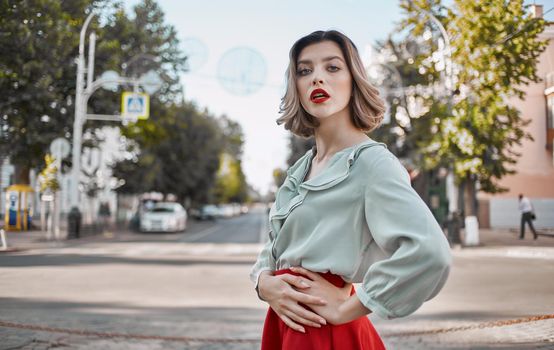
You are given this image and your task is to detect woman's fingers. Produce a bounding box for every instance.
[285,302,327,326]
[283,309,322,329]
[278,313,305,333]
[280,273,311,290]
[290,266,321,281]
[291,288,327,306]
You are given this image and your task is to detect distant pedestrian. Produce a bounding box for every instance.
[518,194,537,240]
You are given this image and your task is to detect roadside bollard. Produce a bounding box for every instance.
[67,207,82,239]
[0,229,7,250]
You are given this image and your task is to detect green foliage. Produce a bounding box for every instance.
[214,153,248,203]
[113,102,224,204]
[0,0,186,182]
[369,36,438,161]
[38,154,60,192]
[0,0,249,203]
[0,0,108,179]
[212,116,249,203]
[218,115,245,160]
[397,0,547,193]
[450,1,546,100]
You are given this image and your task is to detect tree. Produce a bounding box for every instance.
[90,0,186,115]
[0,0,111,183]
[211,115,249,203]
[0,0,186,186]
[113,102,224,205]
[214,153,248,203]
[398,0,547,217]
[38,154,60,193]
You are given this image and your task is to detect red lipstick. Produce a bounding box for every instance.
[310,88,330,104]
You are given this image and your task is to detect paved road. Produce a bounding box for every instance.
[181,207,266,244]
[80,205,268,245]
[1,209,554,349]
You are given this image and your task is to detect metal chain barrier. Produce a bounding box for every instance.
[0,320,258,344]
[1,314,553,344]
[382,314,554,338]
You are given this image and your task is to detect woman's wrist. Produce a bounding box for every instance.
[256,271,274,301]
[336,295,372,324]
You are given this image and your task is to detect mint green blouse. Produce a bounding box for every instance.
[250,139,451,319]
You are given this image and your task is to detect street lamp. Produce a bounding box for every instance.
[417,8,463,245]
[69,13,162,237]
[70,12,95,213]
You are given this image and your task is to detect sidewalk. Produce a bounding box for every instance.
[0,226,109,252]
[2,225,553,253]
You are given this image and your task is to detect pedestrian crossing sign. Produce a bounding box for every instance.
[121,92,150,120]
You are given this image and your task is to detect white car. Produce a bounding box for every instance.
[140,202,187,233]
[219,204,235,218]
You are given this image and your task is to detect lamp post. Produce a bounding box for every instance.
[69,12,94,217]
[69,13,162,238]
[418,9,454,95]
[418,8,462,245]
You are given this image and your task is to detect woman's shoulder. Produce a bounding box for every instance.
[353,142,408,182]
[351,139,391,169]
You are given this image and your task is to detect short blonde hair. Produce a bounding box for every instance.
[277,30,385,138]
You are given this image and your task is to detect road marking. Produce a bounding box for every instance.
[16,242,265,257]
[453,247,554,260]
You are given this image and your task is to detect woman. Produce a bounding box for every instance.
[250,30,451,349]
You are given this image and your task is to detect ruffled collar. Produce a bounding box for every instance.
[269,139,387,237]
[287,138,386,191]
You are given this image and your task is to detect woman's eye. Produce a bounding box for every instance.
[297,68,311,76]
[328,65,340,72]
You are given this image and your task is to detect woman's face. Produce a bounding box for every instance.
[295,40,353,121]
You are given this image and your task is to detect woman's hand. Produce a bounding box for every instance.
[258,271,328,333]
[289,266,353,325]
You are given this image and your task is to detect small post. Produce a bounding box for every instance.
[0,229,7,250]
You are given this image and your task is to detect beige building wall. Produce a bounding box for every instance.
[479,21,554,229]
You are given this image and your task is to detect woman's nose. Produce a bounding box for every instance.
[312,78,323,85]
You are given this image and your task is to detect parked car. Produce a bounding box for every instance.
[198,204,219,220]
[140,202,187,233]
[219,204,235,218]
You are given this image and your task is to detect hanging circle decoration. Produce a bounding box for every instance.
[217,47,267,96]
[181,37,209,72]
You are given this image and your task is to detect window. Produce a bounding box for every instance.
[547,95,554,150]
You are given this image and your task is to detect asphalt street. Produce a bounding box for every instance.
[1,205,553,349]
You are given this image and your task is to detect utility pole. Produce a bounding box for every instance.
[418,8,461,245]
[70,13,95,214]
[68,13,161,238]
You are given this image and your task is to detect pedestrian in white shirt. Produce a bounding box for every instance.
[518,194,538,240]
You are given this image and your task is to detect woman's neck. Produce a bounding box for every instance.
[312,113,370,162]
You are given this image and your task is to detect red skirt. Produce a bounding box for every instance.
[261,269,386,350]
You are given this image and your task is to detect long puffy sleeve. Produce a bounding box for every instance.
[354,153,452,319]
[249,229,276,296]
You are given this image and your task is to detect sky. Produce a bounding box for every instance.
[122,0,553,195]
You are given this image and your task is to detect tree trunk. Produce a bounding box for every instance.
[463,176,477,217]
[14,164,30,184]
